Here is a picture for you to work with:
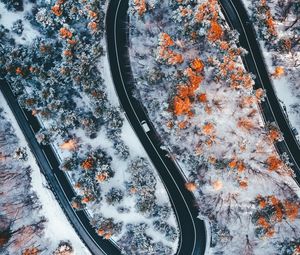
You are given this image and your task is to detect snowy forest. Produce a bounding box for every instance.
[0,106,86,255]
[0,0,178,254]
[129,0,300,254]
[244,0,300,141]
[1,0,299,254]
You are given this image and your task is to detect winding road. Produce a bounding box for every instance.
[1,0,299,255]
[106,0,207,255]
[219,0,300,185]
[0,81,119,255]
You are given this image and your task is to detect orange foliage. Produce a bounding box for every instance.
[160,32,174,47]
[16,67,24,76]
[185,182,197,192]
[282,38,291,52]
[265,228,275,237]
[219,41,229,50]
[266,155,282,171]
[63,50,72,57]
[97,229,105,236]
[208,156,217,164]
[178,121,188,129]
[257,216,270,229]
[168,52,184,65]
[255,88,265,100]
[212,180,223,190]
[265,10,277,36]
[82,196,91,203]
[60,139,77,151]
[173,96,191,116]
[191,58,204,72]
[71,200,80,209]
[22,248,39,255]
[195,0,218,22]
[51,4,63,16]
[237,161,245,172]
[88,21,98,32]
[88,10,98,19]
[198,93,207,103]
[59,27,72,39]
[179,6,192,17]
[275,206,283,222]
[133,0,146,16]
[74,182,81,188]
[237,118,255,131]
[207,21,223,42]
[96,173,108,182]
[268,129,281,142]
[272,66,285,78]
[104,233,112,239]
[177,85,190,98]
[189,73,203,91]
[284,201,299,221]
[81,157,93,170]
[239,179,248,189]
[228,159,237,169]
[242,74,254,89]
[67,39,77,45]
[166,120,174,129]
[259,199,267,209]
[270,195,279,206]
[202,123,214,135]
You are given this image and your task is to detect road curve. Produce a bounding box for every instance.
[218,0,300,185]
[105,0,207,254]
[0,81,120,255]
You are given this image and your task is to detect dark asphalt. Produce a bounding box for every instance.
[219,0,300,185]
[106,0,207,255]
[0,81,120,255]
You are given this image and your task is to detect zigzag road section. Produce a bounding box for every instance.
[106,0,207,254]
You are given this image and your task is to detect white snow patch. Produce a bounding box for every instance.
[0,91,91,255]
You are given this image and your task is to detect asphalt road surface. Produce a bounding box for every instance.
[106,0,207,254]
[219,0,300,185]
[0,81,120,255]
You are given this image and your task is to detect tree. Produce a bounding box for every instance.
[91,214,122,238]
[153,220,178,242]
[207,21,224,42]
[53,241,73,255]
[60,155,78,171]
[70,196,85,211]
[1,0,23,11]
[253,195,300,238]
[105,188,124,205]
[114,140,130,160]
[22,247,39,255]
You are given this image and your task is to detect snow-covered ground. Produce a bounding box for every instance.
[129,0,300,254]
[0,92,90,254]
[0,0,179,254]
[242,0,300,142]
[0,2,39,44]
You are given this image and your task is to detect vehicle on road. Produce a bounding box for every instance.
[141,120,150,133]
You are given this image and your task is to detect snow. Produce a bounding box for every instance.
[0,0,180,252]
[0,1,39,44]
[242,0,300,142]
[99,44,121,107]
[0,91,91,254]
[259,45,300,140]
[128,0,300,254]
